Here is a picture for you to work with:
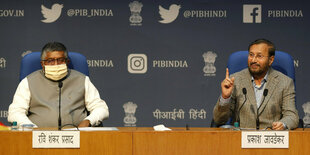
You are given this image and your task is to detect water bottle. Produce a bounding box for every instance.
[11,121,18,131]
[233,121,240,131]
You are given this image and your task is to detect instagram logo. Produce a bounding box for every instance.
[128,54,147,74]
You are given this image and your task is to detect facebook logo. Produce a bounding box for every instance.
[243,4,262,23]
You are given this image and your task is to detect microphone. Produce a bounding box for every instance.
[263,89,268,101]
[235,88,247,127]
[58,81,63,130]
[257,89,269,130]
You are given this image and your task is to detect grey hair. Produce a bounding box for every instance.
[41,42,68,60]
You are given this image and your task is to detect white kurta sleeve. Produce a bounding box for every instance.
[84,76,109,126]
[8,78,37,127]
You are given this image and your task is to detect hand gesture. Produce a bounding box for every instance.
[272,122,285,130]
[221,68,235,99]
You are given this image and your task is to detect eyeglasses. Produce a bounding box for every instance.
[248,53,269,60]
[42,58,67,65]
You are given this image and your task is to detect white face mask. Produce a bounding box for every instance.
[44,64,68,81]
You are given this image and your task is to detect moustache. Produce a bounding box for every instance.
[250,62,260,67]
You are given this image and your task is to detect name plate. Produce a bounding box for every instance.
[32,131,80,148]
[241,131,289,148]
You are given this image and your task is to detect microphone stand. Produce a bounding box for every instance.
[235,88,247,127]
[58,81,63,130]
[256,89,268,130]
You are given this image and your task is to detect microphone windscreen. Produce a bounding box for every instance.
[263,89,268,96]
[242,88,247,95]
[58,81,63,88]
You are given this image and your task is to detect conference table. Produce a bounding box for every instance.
[1,127,310,155]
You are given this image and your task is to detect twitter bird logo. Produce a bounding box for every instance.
[41,3,63,23]
[159,4,181,24]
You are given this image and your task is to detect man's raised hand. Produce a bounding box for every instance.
[221,68,235,99]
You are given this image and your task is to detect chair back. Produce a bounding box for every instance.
[227,51,295,83]
[19,52,89,81]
